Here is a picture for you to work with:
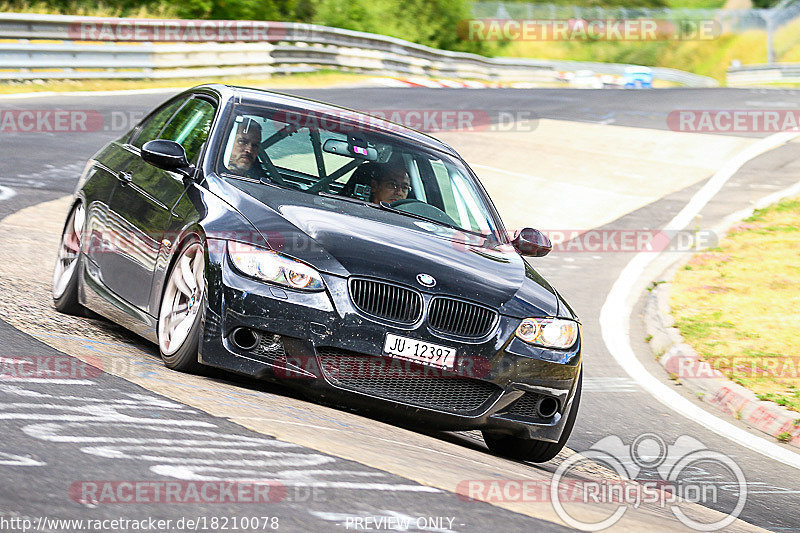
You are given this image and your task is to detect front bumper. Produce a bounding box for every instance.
[199,242,582,442]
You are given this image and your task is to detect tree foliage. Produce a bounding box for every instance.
[5,0,493,54]
[310,0,493,53]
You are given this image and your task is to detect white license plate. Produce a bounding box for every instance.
[383,333,457,370]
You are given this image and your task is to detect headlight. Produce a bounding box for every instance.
[227,241,325,291]
[515,317,579,349]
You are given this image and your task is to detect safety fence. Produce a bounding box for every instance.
[727,62,800,85]
[0,12,717,86]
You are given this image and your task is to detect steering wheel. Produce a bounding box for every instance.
[387,199,421,209]
[388,199,458,227]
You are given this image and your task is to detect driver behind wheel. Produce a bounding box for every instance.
[226,117,263,177]
[371,162,411,204]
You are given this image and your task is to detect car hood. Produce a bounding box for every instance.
[212,178,560,317]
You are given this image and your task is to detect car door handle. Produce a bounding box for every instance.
[117,171,132,185]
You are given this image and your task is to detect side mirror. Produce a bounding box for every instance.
[141,140,192,176]
[512,228,552,257]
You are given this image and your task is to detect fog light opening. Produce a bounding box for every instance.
[230,327,260,351]
[536,397,559,418]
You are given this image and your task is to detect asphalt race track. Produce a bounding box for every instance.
[1,86,799,532]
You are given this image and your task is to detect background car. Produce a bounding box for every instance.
[53,85,582,463]
[569,70,604,89]
[623,65,654,88]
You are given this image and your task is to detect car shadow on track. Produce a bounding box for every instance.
[77,311,565,472]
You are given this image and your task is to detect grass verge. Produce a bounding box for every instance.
[670,195,800,412]
[0,70,373,95]
[500,18,800,82]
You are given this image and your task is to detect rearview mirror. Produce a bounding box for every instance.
[323,138,378,161]
[142,140,192,175]
[513,228,552,257]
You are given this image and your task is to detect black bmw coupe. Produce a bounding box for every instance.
[53,84,582,462]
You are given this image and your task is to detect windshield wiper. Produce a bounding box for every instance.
[368,201,488,238]
[316,192,492,240]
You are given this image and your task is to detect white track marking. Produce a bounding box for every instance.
[0,378,93,385]
[1,161,84,186]
[82,445,300,458]
[274,469,386,479]
[600,130,800,470]
[23,422,288,444]
[152,465,441,492]
[714,177,800,236]
[583,377,640,392]
[0,185,15,201]
[0,414,208,423]
[82,446,335,467]
[0,452,45,466]
[6,388,443,493]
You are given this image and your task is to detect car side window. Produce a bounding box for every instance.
[130,98,185,150]
[157,98,216,164]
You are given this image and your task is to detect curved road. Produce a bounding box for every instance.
[1,86,799,532]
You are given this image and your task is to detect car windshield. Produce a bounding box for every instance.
[216,104,501,239]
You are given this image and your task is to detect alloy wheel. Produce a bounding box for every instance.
[53,204,85,299]
[158,242,205,356]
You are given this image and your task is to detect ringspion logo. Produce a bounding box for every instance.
[458,433,747,531]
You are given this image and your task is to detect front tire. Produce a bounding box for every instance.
[53,203,86,315]
[483,369,582,463]
[157,240,205,373]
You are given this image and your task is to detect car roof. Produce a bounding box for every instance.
[193,84,459,157]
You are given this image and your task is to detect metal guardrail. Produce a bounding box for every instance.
[727,62,800,85]
[0,12,717,87]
